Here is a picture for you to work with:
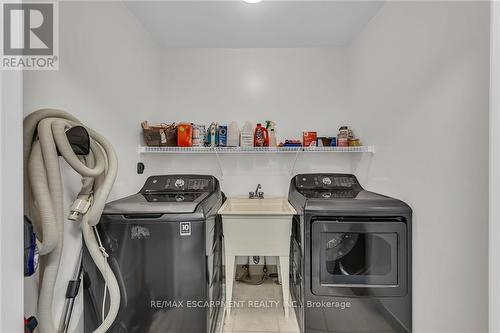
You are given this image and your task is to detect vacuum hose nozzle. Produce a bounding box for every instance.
[68,194,93,221]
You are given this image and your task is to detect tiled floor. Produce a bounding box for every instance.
[223,279,300,333]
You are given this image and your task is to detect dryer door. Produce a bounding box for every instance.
[311,219,407,297]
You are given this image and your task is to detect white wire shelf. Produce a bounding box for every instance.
[138,145,375,154]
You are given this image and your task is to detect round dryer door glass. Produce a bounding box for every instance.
[321,232,399,286]
[325,233,358,261]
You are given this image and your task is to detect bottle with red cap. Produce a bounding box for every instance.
[253,123,269,147]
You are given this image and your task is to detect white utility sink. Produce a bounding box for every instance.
[219,197,297,317]
[219,197,296,215]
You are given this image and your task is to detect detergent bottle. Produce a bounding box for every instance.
[177,123,193,147]
[218,124,228,147]
[227,121,240,147]
[266,121,277,147]
[240,121,254,148]
[253,123,269,147]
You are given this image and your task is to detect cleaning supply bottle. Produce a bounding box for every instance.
[269,128,277,147]
[240,121,254,148]
[253,123,269,147]
[227,121,240,147]
[207,122,218,147]
[218,124,228,147]
[177,123,193,147]
[266,121,277,147]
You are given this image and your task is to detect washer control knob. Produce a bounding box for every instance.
[175,179,185,188]
[322,177,332,185]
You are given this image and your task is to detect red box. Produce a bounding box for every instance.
[303,132,317,147]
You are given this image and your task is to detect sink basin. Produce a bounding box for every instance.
[218,197,297,256]
[218,197,296,216]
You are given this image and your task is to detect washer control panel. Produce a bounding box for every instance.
[141,175,214,193]
[295,174,360,190]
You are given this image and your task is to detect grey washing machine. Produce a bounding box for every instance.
[288,174,412,333]
[83,175,225,333]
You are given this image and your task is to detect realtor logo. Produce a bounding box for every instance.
[1,2,58,69]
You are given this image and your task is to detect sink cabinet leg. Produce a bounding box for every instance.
[225,255,236,317]
[279,256,290,318]
[277,258,282,285]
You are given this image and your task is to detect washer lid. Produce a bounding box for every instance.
[143,192,205,203]
[140,175,216,193]
[103,174,222,215]
[103,192,210,215]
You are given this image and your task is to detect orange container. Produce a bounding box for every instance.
[177,123,193,147]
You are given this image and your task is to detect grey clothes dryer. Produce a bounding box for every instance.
[288,174,412,333]
[83,175,225,333]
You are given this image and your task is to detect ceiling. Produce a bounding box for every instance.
[125,1,385,48]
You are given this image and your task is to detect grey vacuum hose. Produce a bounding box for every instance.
[24,109,120,333]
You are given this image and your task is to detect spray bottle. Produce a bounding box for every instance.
[266,121,277,147]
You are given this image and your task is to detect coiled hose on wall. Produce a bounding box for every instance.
[24,109,120,333]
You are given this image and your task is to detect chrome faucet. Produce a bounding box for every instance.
[249,184,264,199]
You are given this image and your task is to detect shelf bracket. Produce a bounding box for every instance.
[213,148,224,180]
[289,149,301,176]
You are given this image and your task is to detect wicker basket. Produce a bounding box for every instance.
[318,137,333,146]
[142,122,177,147]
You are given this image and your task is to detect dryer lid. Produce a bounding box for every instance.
[290,173,411,215]
[294,173,363,198]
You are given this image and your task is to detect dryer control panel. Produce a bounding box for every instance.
[295,174,360,190]
[141,175,215,193]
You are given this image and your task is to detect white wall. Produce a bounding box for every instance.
[491,2,500,332]
[350,2,490,332]
[22,1,162,330]
[24,1,163,200]
[150,48,362,195]
[0,71,24,333]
